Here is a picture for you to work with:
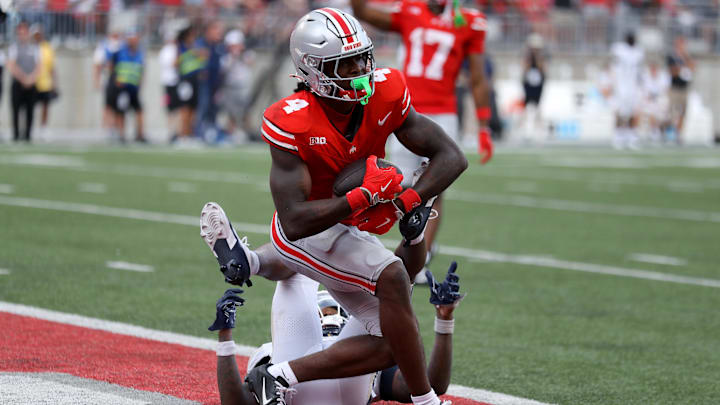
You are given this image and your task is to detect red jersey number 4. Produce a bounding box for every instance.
[283,99,310,114]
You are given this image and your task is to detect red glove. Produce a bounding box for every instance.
[346,155,403,211]
[478,127,493,165]
[348,202,403,235]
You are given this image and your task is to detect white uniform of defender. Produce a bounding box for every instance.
[389,114,458,188]
[257,273,380,405]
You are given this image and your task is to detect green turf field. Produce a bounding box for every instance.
[1,144,719,405]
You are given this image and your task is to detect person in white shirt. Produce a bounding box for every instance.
[159,30,180,141]
[641,58,670,143]
[609,32,644,149]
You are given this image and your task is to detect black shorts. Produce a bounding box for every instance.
[104,82,114,108]
[523,82,544,106]
[36,91,52,104]
[176,77,198,108]
[110,85,142,113]
[165,84,181,112]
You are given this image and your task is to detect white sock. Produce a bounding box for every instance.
[267,361,299,386]
[411,389,440,405]
[248,250,260,276]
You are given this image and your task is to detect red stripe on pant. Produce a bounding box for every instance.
[271,213,376,294]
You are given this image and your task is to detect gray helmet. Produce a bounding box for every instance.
[290,8,376,104]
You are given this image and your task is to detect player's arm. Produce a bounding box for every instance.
[393,108,468,212]
[269,147,355,241]
[469,52,493,164]
[211,290,260,405]
[375,263,463,402]
[350,0,393,31]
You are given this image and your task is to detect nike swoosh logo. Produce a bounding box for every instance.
[262,379,272,405]
[376,217,391,229]
[378,111,392,126]
[380,179,393,193]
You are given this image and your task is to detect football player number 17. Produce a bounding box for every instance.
[406,28,455,80]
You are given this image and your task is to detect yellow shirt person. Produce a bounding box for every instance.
[36,40,54,93]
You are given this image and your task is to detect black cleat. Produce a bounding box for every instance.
[245,363,292,405]
[200,202,254,287]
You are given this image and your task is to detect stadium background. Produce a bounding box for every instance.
[1,1,719,404]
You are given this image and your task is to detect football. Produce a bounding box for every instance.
[332,158,402,196]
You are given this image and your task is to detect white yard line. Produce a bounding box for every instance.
[168,182,197,193]
[77,182,107,194]
[0,301,554,405]
[0,184,15,194]
[628,253,688,267]
[106,261,155,273]
[447,190,720,224]
[0,269,10,275]
[1,195,718,289]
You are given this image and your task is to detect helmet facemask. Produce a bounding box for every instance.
[303,47,376,105]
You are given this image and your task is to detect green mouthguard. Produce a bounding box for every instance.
[453,0,467,28]
[351,76,373,105]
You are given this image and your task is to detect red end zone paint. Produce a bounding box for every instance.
[0,312,490,405]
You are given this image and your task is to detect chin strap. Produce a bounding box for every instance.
[351,76,373,105]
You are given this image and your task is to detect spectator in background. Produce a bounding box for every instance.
[610,31,644,150]
[667,36,694,144]
[641,57,670,143]
[219,29,252,141]
[93,30,124,139]
[109,29,146,143]
[8,21,39,143]
[521,32,546,140]
[159,29,181,141]
[175,25,207,143]
[33,25,57,142]
[195,20,226,142]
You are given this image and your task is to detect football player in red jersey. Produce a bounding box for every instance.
[351,0,493,279]
[201,8,466,405]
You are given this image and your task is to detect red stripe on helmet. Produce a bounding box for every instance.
[322,8,355,44]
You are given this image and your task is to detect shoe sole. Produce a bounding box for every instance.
[200,202,238,258]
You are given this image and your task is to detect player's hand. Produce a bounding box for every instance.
[351,202,403,235]
[426,262,466,311]
[352,155,403,208]
[208,288,245,331]
[478,127,493,165]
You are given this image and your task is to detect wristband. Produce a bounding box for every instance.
[434,317,455,334]
[216,340,237,356]
[346,187,370,211]
[408,232,425,246]
[396,188,421,213]
[476,106,491,121]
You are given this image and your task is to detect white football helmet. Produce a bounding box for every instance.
[246,342,273,374]
[289,8,376,104]
[317,290,348,337]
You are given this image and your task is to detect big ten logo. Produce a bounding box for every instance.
[310,137,327,145]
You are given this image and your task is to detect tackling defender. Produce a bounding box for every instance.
[207,263,464,405]
[201,8,467,405]
[351,0,493,276]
